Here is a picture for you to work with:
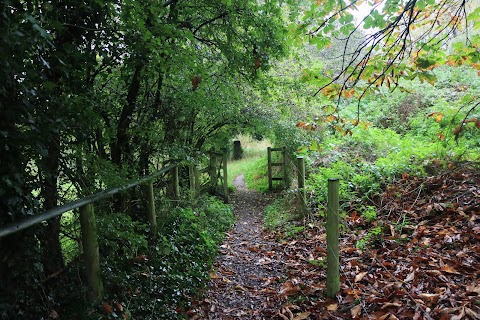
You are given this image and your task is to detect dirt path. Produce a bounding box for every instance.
[192,175,286,319]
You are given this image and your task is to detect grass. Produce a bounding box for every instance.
[228,135,272,192]
[228,135,303,236]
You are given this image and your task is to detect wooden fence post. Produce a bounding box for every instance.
[326,178,340,298]
[267,147,273,191]
[222,148,229,203]
[282,147,288,188]
[142,182,156,235]
[171,165,180,201]
[297,156,306,215]
[210,150,217,194]
[233,140,243,160]
[79,204,104,303]
[189,163,195,199]
[194,164,200,206]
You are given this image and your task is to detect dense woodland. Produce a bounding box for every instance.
[0,0,479,319]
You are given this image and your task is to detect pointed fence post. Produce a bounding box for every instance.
[326,178,340,298]
[297,156,306,215]
[142,181,157,236]
[79,204,104,303]
[267,147,273,191]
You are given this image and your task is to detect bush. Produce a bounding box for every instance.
[46,196,234,319]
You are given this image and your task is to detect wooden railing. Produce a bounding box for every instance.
[0,149,228,302]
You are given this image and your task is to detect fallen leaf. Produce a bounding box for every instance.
[49,310,59,319]
[355,271,368,282]
[223,277,231,283]
[441,265,460,274]
[326,303,338,311]
[381,302,402,309]
[451,307,465,320]
[351,304,362,318]
[209,271,222,279]
[235,285,249,292]
[404,271,415,282]
[279,281,301,296]
[293,312,311,320]
[418,293,440,306]
[102,302,113,314]
[115,302,123,312]
[466,284,480,294]
[465,307,480,319]
[277,313,289,320]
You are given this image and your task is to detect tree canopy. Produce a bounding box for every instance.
[292,0,479,109]
[0,0,291,311]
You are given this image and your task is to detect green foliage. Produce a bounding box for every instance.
[264,190,307,238]
[294,65,479,251]
[290,0,480,106]
[243,156,271,192]
[361,206,377,223]
[356,226,383,251]
[97,214,149,260]
[265,198,295,230]
[94,196,233,319]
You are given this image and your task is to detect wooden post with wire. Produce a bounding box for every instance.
[326,178,340,298]
[142,181,157,235]
[79,204,104,303]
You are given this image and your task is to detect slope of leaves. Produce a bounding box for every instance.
[260,163,479,319]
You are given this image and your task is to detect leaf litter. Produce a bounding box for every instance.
[190,164,479,319]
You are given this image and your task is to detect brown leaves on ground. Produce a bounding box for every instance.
[299,163,479,319]
[190,165,479,319]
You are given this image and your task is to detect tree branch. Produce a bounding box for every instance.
[193,12,228,34]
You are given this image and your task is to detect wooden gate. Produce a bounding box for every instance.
[267,146,288,190]
[209,148,229,203]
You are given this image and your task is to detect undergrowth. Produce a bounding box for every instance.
[54,195,234,319]
[264,66,480,248]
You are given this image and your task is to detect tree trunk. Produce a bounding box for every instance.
[39,135,64,275]
[111,64,143,166]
